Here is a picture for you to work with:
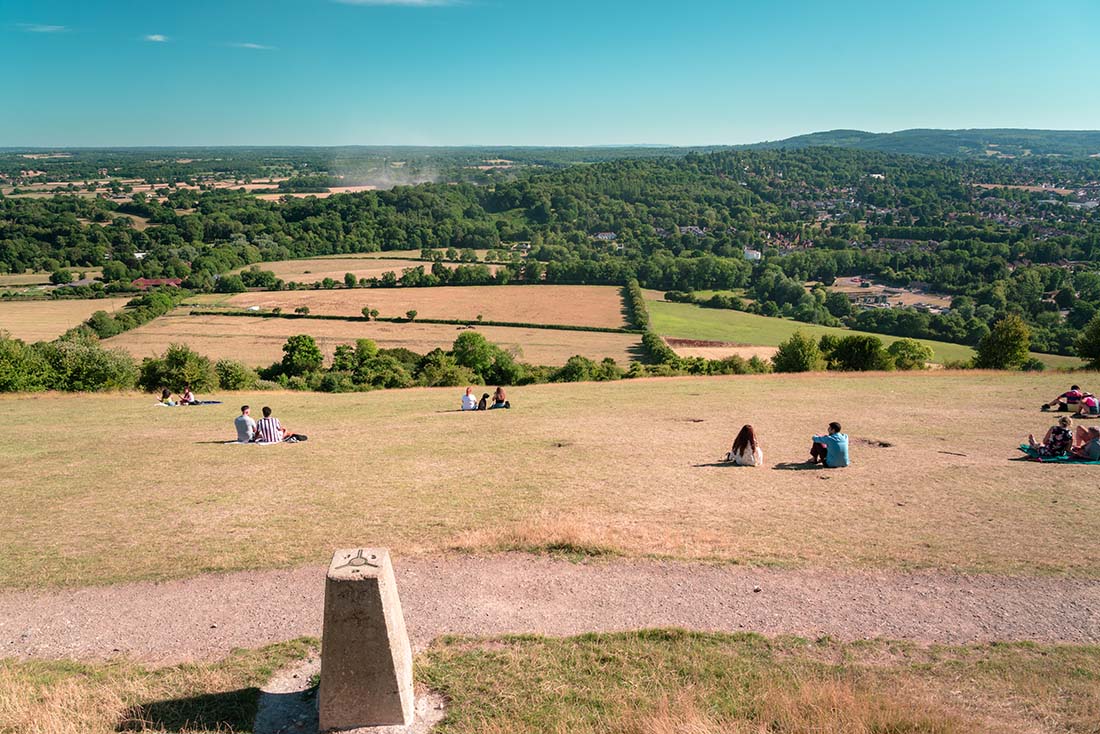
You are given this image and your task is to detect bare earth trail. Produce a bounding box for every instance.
[4,554,1099,664]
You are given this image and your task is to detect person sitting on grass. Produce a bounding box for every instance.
[724,424,763,466]
[1043,385,1091,412]
[255,406,306,443]
[461,386,478,411]
[489,386,511,410]
[179,385,197,405]
[234,405,257,443]
[1075,393,1100,418]
[1070,426,1100,461]
[477,392,490,411]
[159,388,176,406]
[1028,415,1074,458]
[809,422,849,468]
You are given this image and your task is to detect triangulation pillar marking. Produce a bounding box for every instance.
[319,548,414,731]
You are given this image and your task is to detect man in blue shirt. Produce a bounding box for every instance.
[810,422,850,467]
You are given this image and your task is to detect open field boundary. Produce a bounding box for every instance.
[187,308,644,335]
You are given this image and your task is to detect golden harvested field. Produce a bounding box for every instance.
[2,371,1100,588]
[105,311,642,366]
[0,297,131,342]
[238,257,500,284]
[227,285,627,328]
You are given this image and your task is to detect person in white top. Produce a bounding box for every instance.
[234,405,257,443]
[725,424,763,466]
[461,386,478,411]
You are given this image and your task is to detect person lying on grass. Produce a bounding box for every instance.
[1043,385,1092,412]
[234,405,257,444]
[489,386,511,410]
[159,388,176,406]
[255,406,306,443]
[1070,426,1100,461]
[724,424,762,466]
[1028,415,1073,458]
[809,422,849,468]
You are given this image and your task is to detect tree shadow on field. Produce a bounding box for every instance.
[116,688,260,732]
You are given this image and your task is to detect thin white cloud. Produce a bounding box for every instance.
[144,34,168,42]
[18,23,69,33]
[229,42,275,50]
[334,0,462,6]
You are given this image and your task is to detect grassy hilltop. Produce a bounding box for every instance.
[3,371,1099,589]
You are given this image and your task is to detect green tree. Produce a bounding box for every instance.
[886,338,934,371]
[1074,314,1100,370]
[361,306,373,321]
[280,334,324,377]
[344,272,357,288]
[294,306,310,315]
[215,359,259,390]
[138,343,217,392]
[772,331,826,373]
[451,331,496,376]
[50,269,73,285]
[406,309,418,321]
[830,335,893,371]
[975,315,1031,370]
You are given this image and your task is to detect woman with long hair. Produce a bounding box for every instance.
[490,386,511,409]
[725,424,763,466]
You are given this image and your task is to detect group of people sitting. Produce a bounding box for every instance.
[1043,385,1100,417]
[461,386,511,411]
[234,405,307,444]
[159,386,198,406]
[1028,416,1100,461]
[723,422,850,468]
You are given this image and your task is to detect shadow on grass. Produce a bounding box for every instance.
[117,688,260,732]
[693,461,746,468]
[772,462,828,471]
[194,440,237,445]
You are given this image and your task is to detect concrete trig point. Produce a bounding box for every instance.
[319,548,415,731]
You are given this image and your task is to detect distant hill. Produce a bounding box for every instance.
[749,129,1100,158]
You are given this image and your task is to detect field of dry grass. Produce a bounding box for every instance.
[2,371,1099,589]
[0,297,132,342]
[226,285,627,328]
[236,257,500,284]
[3,631,1099,733]
[104,311,642,366]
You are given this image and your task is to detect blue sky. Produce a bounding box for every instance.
[2,0,1098,146]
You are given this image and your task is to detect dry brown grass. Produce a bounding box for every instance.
[104,310,641,367]
[0,297,131,342]
[226,284,627,328]
[2,372,1100,588]
[0,640,313,734]
[235,256,500,283]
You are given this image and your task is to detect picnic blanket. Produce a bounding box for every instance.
[1017,444,1100,464]
[153,400,223,407]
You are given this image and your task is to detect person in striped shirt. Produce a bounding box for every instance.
[255,406,304,443]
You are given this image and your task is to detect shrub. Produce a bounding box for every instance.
[554,355,600,382]
[0,332,52,392]
[416,349,481,387]
[1021,357,1046,372]
[214,274,247,293]
[138,343,218,393]
[623,280,650,330]
[1074,314,1100,370]
[37,335,137,391]
[887,339,934,371]
[215,359,259,390]
[406,309,418,321]
[830,335,893,371]
[280,334,324,377]
[975,315,1030,370]
[772,331,826,372]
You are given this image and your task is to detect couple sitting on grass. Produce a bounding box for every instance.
[723,422,850,468]
[234,405,307,444]
[159,386,198,406]
[461,386,511,411]
[1042,385,1099,417]
[1028,416,1100,461]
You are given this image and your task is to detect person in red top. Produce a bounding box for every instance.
[1043,385,1091,412]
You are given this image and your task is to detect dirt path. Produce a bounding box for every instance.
[3,554,1099,664]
